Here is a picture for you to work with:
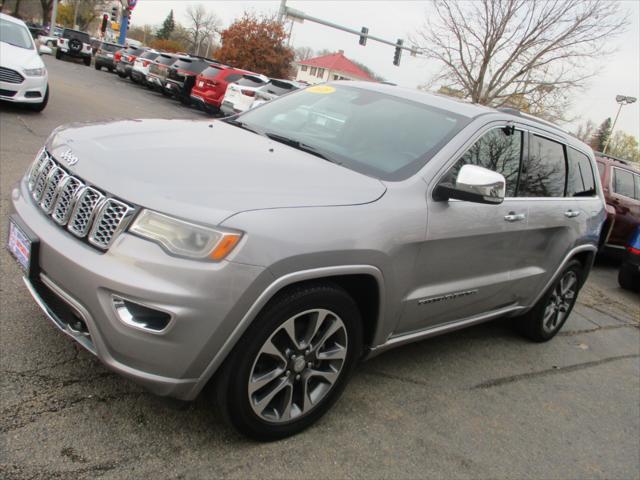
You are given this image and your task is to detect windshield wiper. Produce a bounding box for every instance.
[264,132,340,164]
[222,118,262,136]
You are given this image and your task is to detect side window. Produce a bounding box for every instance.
[518,134,566,197]
[442,127,523,197]
[224,73,242,83]
[613,168,635,199]
[635,174,640,201]
[566,149,596,197]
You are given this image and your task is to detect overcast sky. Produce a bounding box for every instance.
[131,0,639,137]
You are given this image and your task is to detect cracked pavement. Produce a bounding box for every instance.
[1,57,639,479]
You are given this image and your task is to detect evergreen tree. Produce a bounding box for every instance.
[592,118,612,152]
[156,10,175,40]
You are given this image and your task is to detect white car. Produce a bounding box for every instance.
[0,13,49,111]
[220,74,269,115]
[131,50,159,84]
[250,79,305,109]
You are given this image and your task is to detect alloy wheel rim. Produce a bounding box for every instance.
[542,271,578,333]
[248,308,348,424]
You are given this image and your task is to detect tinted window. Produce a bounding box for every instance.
[442,127,523,197]
[518,134,566,197]
[614,168,635,198]
[156,54,175,66]
[201,66,223,78]
[0,18,34,50]
[238,85,469,181]
[100,42,121,52]
[172,58,210,73]
[236,76,266,87]
[62,29,90,43]
[224,73,243,83]
[566,149,596,197]
[140,51,159,60]
[260,80,298,96]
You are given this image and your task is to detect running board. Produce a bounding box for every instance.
[367,305,524,358]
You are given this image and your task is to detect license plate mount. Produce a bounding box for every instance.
[6,214,40,280]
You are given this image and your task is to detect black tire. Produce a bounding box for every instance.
[117,71,126,78]
[108,67,114,73]
[84,57,91,66]
[55,49,62,60]
[27,85,49,112]
[618,263,638,291]
[215,283,363,440]
[516,260,583,342]
[94,63,101,71]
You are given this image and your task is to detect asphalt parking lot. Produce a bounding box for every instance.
[1,56,639,479]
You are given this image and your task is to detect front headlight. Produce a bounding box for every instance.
[129,209,242,261]
[23,67,46,77]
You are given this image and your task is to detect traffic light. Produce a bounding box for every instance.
[393,39,403,66]
[359,26,368,46]
[100,14,109,33]
[110,5,118,22]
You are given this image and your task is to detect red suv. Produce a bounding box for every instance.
[190,65,255,114]
[596,153,640,252]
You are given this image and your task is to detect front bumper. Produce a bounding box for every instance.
[11,179,269,400]
[0,73,47,104]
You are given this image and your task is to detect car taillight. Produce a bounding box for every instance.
[115,52,121,61]
[241,89,256,97]
[143,60,150,67]
[58,38,65,44]
[127,55,134,62]
[628,246,640,255]
[205,79,218,87]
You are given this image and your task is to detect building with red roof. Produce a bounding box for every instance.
[295,50,375,84]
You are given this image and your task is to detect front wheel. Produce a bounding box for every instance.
[215,283,362,440]
[516,260,583,342]
[94,63,101,71]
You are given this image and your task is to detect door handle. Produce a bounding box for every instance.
[504,212,526,222]
[564,210,581,218]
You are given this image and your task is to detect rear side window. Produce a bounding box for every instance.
[442,127,523,197]
[613,168,635,199]
[566,149,596,197]
[63,30,90,43]
[140,51,159,60]
[261,80,297,96]
[236,76,266,87]
[518,134,566,197]
[224,73,243,83]
[156,55,175,66]
[172,58,194,70]
[635,174,640,201]
[101,43,120,52]
[201,66,223,78]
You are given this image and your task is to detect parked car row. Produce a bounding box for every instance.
[86,39,305,115]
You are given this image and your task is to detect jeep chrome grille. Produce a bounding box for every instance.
[26,150,134,250]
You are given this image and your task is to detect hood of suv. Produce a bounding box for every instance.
[46,119,387,225]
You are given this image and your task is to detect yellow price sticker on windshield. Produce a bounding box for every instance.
[306,85,336,94]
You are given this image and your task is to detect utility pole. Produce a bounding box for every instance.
[73,0,79,29]
[50,0,58,30]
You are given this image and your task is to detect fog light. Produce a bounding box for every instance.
[112,296,172,333]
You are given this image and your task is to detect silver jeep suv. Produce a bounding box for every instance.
[8,82,605,439]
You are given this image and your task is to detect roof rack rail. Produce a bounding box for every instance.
[594,151,630,165]
[496,107,566,132]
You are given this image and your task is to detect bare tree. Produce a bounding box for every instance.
[294,46,314,62]
[412,0,627,120]
[184,4,221,56]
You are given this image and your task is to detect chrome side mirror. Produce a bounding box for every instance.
[435,164,506,205]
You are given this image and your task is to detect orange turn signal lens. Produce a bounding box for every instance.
[210,234,242,261]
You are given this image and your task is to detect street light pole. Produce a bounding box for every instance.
[603,95,637,154]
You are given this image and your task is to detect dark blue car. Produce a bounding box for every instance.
[619,226,640,291]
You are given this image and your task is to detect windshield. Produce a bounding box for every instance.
[237,84,469,180]
[0,19,34,50]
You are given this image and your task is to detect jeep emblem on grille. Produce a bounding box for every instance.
[60,148,79,166]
